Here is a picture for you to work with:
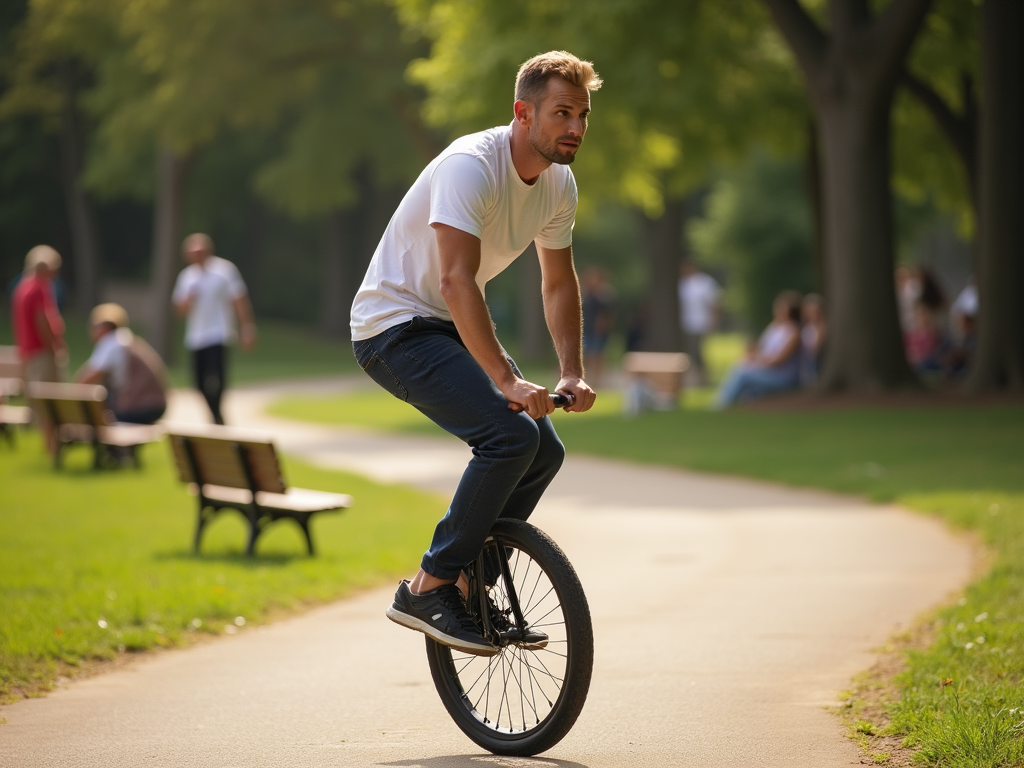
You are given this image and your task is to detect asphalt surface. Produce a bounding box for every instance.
[1,379,974,767]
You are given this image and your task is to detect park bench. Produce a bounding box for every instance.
[25,381,164,468]
[166,424,353,556]
[622,351,690,415]
[0,346,31,444]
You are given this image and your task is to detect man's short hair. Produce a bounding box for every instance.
[182,232,214,254]
[514,51,602,105]
[24,245,62,273]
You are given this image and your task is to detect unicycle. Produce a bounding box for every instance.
[425,393,594,756]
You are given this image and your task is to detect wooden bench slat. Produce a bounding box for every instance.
[195,484,352,513]
[0,404,31,425]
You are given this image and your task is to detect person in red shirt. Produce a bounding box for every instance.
[12,245,67,453]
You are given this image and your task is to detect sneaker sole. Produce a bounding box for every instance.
[386,605,498,657]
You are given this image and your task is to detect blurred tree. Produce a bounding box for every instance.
[395,0,805,355]
[3,0,433,353]
[761,0,933,392]
[691,152,815,331]
[0,0,110,311]
[968,0,1024,390]
[893,0,1024,390]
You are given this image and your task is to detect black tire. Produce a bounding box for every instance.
[425,518,594,756]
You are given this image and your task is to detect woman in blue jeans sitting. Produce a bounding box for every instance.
[714,290,802,409]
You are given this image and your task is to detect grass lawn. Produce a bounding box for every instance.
[269,386,1024,768]
[0,430,444,703]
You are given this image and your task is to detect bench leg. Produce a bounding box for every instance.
[194,505,211,554]
[297,515,315,556]
[245,507,264,556]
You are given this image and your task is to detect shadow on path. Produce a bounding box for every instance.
[382,755,591,768]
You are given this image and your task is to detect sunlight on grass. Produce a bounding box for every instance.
[0,430,443,701]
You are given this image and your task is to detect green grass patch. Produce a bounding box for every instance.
[268,386,1024,765]
[0,431,443,702]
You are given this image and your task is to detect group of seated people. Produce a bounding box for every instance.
[713,267,978,409]
[897,266,977,381]
[713,290,825,409]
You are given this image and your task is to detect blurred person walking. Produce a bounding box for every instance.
[172,233,256,425]
[11,246,67,454]
[75,303,168,424]
[713,290,802,409]
[677,260,721,386]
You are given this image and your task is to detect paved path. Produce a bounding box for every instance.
[1,379,973,767]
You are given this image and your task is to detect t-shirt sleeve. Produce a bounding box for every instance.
[428,153,493,239]
[87,338,120,374]
[534,174,577,250]
[222,261,248,300]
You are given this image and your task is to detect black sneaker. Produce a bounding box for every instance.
[487,591,549,650]
[386,580,497,657]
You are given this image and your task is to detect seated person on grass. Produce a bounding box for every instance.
[75,303,169,425]
[713,290,802,409]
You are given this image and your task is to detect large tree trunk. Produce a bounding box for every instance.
[517,243,546,362]
[637,197,686,352]
[57,80,102,312]
[817,93,915,389]
[148,149,192,362]
[967,0,1024,390]
[763,0,932,391]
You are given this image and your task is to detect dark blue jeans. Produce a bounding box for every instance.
[353,316,565,580]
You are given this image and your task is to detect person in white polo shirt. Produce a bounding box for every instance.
[172,233,256,424]
[351,51,600,656]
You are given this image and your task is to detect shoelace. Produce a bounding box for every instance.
[436,585,485,634]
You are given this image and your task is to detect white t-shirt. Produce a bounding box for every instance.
[758,322,798,359]
[87,328,131,392]
[350,123,578,340]
[678,272,721,334]
[172,256,248,350]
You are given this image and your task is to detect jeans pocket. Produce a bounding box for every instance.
[362,350,409,402]
[352,340,373,368]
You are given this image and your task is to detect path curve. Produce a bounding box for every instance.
[0,378,973,768]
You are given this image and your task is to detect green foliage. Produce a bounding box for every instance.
[894,0,981,234]
[0,430,444,701]
[396,0,805,216]
[690,151,815,330]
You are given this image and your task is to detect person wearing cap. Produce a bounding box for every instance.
[76,303,169,425]
[11,245,67,384]
[172,233,256,425]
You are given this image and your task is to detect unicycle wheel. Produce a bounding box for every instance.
[425,518,594,756]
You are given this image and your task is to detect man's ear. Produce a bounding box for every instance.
[513,99,533,126]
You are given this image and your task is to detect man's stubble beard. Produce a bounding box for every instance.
[529,130,577,166]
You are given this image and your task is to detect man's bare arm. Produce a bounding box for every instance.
[434,223,552,419]
[537,244,596,413]
[232,294,257,350]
